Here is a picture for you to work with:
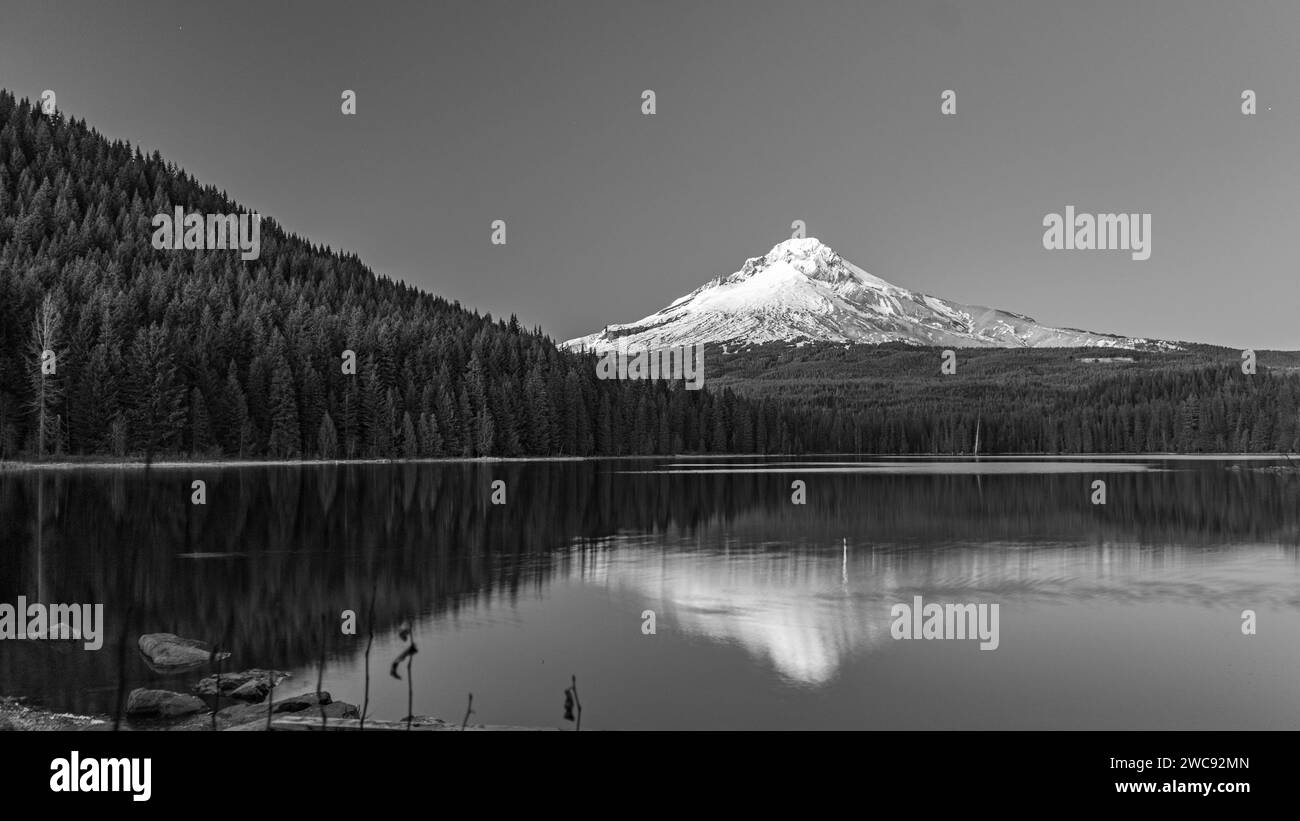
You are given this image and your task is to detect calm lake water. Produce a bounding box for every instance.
[2,456,1298,730]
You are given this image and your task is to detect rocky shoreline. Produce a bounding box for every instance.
[2,632,549,731]
[0,696,109,731]
[2,693,540,731]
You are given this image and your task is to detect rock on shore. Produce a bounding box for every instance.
[126,688,208,718]
[194,669,289,701]
[137,633,230,670]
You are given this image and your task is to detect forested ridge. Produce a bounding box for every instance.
[710,342,1300,453]
[2,88,1297,459]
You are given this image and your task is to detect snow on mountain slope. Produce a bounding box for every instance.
[563,238,1176,352]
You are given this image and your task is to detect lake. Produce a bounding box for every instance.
[1,455,1298,730]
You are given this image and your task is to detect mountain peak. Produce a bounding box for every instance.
[749,237,844,281]
[766,236,833,258]
[564,240,1175,353]
[727,237,888,291]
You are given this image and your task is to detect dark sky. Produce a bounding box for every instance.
[2,0,1297,348]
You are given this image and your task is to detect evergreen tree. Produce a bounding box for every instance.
[267,358,301,457]
[218,361,251,457]
[475,407,495,456]
[524,368,553,453]
[361,355,386,456]
[126,324,185,460]
[298,364,325,456]
[189,386,215,455]
[457,387,474,457]
[418,410,443,457]
[341,379,360,458]
[400,410,418,458]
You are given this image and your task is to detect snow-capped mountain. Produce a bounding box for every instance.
[563,238,1176,352]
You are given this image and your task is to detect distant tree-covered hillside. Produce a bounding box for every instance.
[708,342,1300,453]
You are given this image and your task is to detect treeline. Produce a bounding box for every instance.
[0,89,832,460]
[711,343,1300,454]
[842,366,1300,453]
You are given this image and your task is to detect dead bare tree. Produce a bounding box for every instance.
[360,577,377,730]
[317,613,328,730]
[265,670,275,731]
[564,675,582,731]
[389,622,417,731]
[461,693,474,730]
[27,294,62,459]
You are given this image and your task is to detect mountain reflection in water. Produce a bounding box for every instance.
[1,457,1297,729]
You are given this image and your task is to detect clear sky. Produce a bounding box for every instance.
[2,0,1297,348]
